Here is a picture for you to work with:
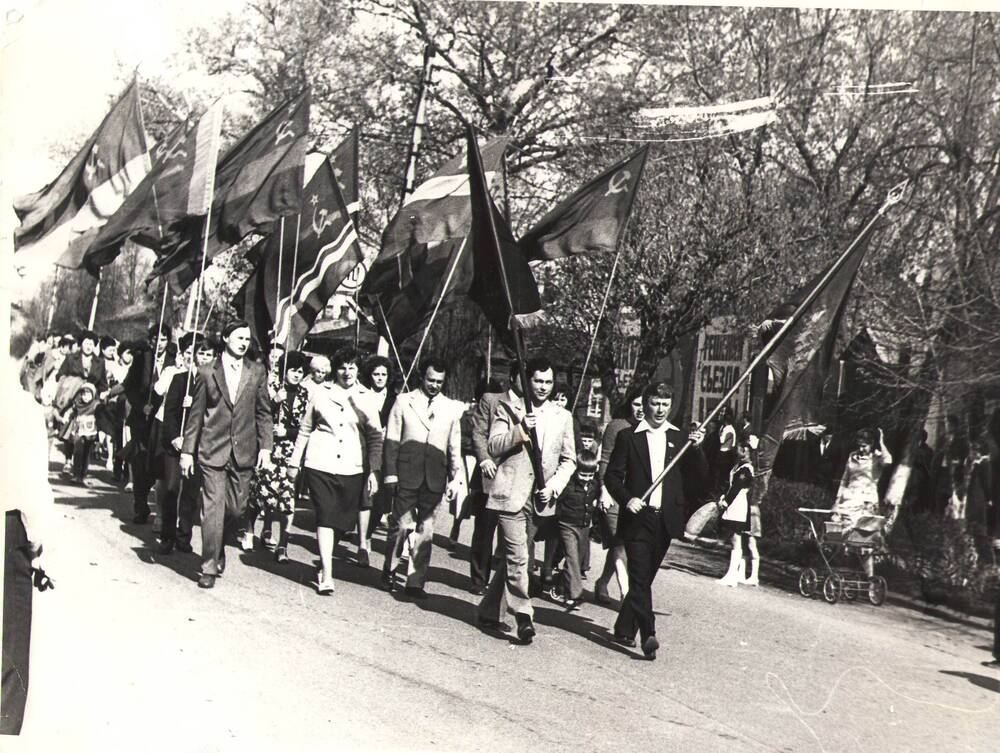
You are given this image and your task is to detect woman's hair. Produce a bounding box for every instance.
[330,346,360,372]
[551,386,569,402]
[853,428,875,450]
[281,350,310,373]
[612,385,644,420]
[361,355,392,386]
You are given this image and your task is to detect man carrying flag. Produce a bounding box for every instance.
[13,81,149,274]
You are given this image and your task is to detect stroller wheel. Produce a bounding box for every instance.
[822,574,842,604]
[867,576,887,606]
[798,568,818,597]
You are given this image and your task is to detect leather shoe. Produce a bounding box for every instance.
[610,634,637,648]
[157,540,175,555]
[132,512,149,524]
[379,573,397,592]
[642,635,660,660]
[217,554,226,576]
[468,584,485,595]
[197,574,216,589]
[404,585,429,600]
[476,614,508,631]
[515,614,536,644]
[356,549,370,568]
[175,541,194,554]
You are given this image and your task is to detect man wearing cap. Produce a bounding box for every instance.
[181,320,273,589]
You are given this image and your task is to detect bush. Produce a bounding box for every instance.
[758,478,835,564]
[899,512,982,604]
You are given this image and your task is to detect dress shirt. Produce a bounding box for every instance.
[221,352,243,404]
[635,418,679,510]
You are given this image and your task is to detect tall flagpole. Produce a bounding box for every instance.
[285,213,303,352]
[638,180,909,504]
[46,269,61,329]
[404,237,468,385]
[275,216,286,344]
[469,128,544,492]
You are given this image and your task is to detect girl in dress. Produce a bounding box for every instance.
[248,351,311,562]
[717,432,761,587]
[831,428,892,577]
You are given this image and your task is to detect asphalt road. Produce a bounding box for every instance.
[8,465,999,753]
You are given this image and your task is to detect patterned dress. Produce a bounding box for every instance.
[250,382,309,514]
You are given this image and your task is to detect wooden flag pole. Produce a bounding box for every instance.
[637,180,908,504]
[570,242,624,414]
[45,268,61,329]
[377,297,410,390]
[284,213,303,354]
[275,215,286,344]
[404,236,469,385]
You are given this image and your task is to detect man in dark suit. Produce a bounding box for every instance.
[120,324,172,523]
[157,333,218,555]
[56,329,107,392]
[181,320,273,589]
[605,381,707,660]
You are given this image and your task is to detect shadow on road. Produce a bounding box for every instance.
[939,669,1000,694]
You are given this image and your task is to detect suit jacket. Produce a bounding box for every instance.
[383,391,462,493]
[486,396,576,514]
[57,352,107,392]
[605,423,708,541]
[161,370,195,457]
[470,391,504,494]
[181,359,273,470]
[121,349,164,429]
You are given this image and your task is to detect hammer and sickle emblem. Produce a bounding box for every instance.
[275,119,296,146]
[155,138,188,165]
[310,195,336,237]
[84,144,105,186]
[605,169,632,197]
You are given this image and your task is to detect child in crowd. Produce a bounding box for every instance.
[552,449,601,609]
[59,381,101,485]
[717,432,761,587]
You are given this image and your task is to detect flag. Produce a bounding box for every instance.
[755,220,882,484]
[519,146,648,261]
[330,127,360,216]
[215,88,310,243]
[149,89,310,287]
[13,81,149,272]
[362,136,508,303]
[233,157,362,350]
[466,126,542,342]
[82,104,223,275]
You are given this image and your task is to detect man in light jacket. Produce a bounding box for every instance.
[477,356,576,644]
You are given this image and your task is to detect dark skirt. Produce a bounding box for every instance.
[305,468,364,531]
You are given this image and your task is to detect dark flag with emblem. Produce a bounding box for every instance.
[361,136,508,304]
[149,89,310,287]
[330,127,360,216]
[466,126,542,342]
[519,145,649,261]
[755,220,882,485]
[82,105,223,274]
[234,156,362,350]
[13,81,149,273]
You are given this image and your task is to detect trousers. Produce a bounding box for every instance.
[199,457,252,576]
[478,503,533,620]
[158,454,201,547]
[468,493,498,589]
[383,483,442,588]
[614,508,672,642]
[558,521,588,600]
[2,512,32,735]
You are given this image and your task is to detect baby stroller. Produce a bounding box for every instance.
[795,508,889,606]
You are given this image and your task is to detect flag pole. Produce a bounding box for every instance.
[570,243,624,414]
[88,269,102,329]
[275,215,286,346]
[285,213,303,354]
[401,45,435,205]
[46,269,61,329]
[470,128,545,489]
[377,297,409,390]
[404,237,468,385]
[486,325,492,382]
[637,180,908,504]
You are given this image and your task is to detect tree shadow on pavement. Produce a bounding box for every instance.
[939,670,1000,694]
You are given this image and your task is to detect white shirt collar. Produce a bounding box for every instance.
[635,418,679,434]
[221,352,243,371]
